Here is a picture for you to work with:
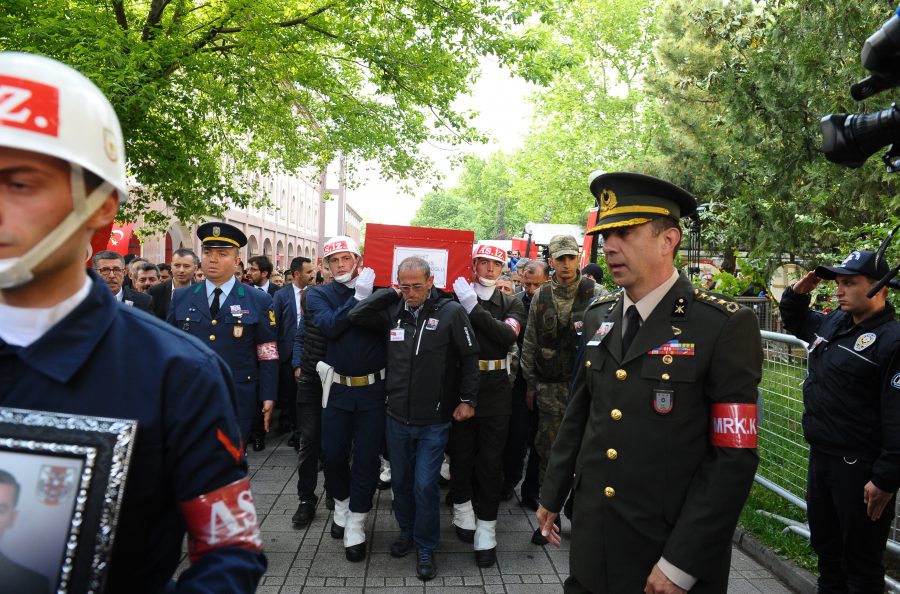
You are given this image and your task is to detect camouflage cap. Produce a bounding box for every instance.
[549,235,580,259]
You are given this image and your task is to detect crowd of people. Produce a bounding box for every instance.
[1,51,897,594]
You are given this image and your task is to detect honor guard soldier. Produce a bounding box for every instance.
[449,245,525,567]
[537,172,762,593]
[0,53,265,591]
[169,222,278,442]
[306,235,387,562]
[780,250,900,592]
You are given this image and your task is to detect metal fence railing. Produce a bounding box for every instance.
[757,330,900,590]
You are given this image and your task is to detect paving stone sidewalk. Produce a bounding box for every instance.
[245,435,796,593]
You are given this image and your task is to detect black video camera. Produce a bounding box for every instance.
[821,7,900,170]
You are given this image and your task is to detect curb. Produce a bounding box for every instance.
[733,527,817,594]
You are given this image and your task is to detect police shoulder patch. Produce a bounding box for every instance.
[693,289,740,315]
[854,332,876,352]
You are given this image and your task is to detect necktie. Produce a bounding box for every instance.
[622,305,641,353]
[210,287,222,317]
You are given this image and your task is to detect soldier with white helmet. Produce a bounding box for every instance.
[305,235,387,562]
[0,53,266,591]
[447,244,525,567]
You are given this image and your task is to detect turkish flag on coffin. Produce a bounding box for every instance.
[363,224,475,290]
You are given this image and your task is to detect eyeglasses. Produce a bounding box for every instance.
[97,267,124,275]
[398,283,426,292]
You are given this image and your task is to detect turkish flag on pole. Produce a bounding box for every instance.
[105,223,134,256]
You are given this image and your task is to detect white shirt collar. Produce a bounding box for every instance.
[0,276,93,347]
[115,287,124,302]
[206,275,237,299]
[259,280,270,293]
[622,268,680,324]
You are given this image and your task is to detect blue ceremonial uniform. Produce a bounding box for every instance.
[0,272,266,593]
[168,278,279,440]
[306,281,387,513]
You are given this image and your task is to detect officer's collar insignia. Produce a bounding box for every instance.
[212,225,221,237]
[672,325,682,336]
[599,188,618,213]
[892,372,900,390]
[672,297,687,317]
[854,332,876,352]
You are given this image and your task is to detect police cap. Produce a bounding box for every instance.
[197,222,247,249]
[815,250,889,281]
[587,171,697,234]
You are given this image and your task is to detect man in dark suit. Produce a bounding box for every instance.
[168,222,278,443]
[0,470,50,594]
[537,172,762,594]
[248,255,279,297]
[149,248,199,320]
[92,250,153,313]
[272,256,315,443]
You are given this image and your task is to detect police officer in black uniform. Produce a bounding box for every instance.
[780,249,900,593]
[169,222,279,443]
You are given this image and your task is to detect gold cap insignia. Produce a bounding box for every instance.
[599,188,618,213]
[212,226,221,237]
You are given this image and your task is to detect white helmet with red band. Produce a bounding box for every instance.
[0,52,128,200]
[0,53,128,289]
[472,244,507,265]
[323,235,361,260]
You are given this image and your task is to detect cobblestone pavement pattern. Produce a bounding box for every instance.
[181,435,797,593]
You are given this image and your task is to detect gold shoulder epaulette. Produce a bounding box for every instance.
[693,288,741,315]
[587,289,621,310]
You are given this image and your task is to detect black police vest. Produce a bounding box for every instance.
[534,278,596,382]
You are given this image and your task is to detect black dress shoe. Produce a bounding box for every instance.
[330,521,344,539]
[291,501,315,528]
[252,438,265,452]
[376,479,391,491]
[520,494,539,511]
[475,547,497,568]
[345,541,366,562]
[390,531,413,558]
[454,525,474,543]
[286,436,299,449]
[499,483,515,502]
[416,548,437,581]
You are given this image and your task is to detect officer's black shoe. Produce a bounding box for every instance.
[416,548,437,581]
[325,494,334,510]
[286,436,299,449]
[531,516,561,546]
[390,531,414,558]
[499,483,515,502]
[474,547,497,568]
[454,525,475,543]
[377,479,391,491]
[520,494,539,511]
[330,521,344,539]
[291,501,316,528]
[345,541,366,562]
[252,438,265,452]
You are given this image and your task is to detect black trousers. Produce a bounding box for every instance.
[502,373,530,488]
[807,450,895,593]
[449,413,509,521]
[295,380,322,502]
[277,361,298,434]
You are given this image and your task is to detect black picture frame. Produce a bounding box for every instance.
[0,407,136,594]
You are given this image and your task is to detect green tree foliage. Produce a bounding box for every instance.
[649,0,900,267]
[0,0,555,229]
[410,189,475,231]
[508,0,661,224]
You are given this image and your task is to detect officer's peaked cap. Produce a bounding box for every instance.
[587,171,697,235]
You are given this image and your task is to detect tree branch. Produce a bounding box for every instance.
[142,0,172,42]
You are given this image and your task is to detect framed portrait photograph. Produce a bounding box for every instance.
[0,407,137,594]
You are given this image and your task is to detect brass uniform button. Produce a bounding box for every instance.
[211,319,217,326]
[615,369,627,381]
[662,354,673,365]
[661,373,670,381]
[585,360,591,368]
[610,409,622,421]
[606,448,618,460]
[209,335,216,341]
[604,487,615,498]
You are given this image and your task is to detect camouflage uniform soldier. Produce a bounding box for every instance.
[520,235,603,545]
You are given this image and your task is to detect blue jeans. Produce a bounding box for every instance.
[386,416,451,551]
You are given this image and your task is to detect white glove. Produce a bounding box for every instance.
[354,267,376,301]
[453,277,477,313]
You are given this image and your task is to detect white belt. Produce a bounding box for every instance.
[333,368,386,387]
[478,359,507,371]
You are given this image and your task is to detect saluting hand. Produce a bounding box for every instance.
[791,271,821,295]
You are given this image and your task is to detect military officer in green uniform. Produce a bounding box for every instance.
[537,172,762,593]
